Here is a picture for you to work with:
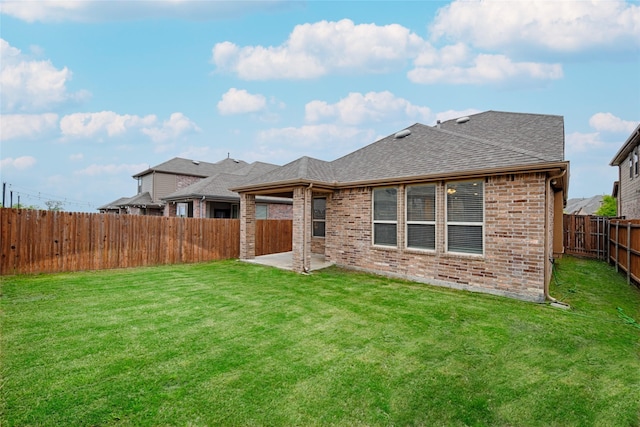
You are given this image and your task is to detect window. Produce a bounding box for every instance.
[630,155,634,179]
[406,184,436,250]
[256,204,268,219]
[373,187,397,246]
[312,197,326,237]
[446,180,483,255]
[634,148,639,177]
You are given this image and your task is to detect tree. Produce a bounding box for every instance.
[13,203,40,210]
[45,200,65,211]
[595,195,617,217]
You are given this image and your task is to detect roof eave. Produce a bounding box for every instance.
[232,162,569,194]
[610,124,640,166]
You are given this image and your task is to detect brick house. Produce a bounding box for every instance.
[162,162,292,219]
[610,123,640,219]
[232,111,569,302]
[99,157,292,219]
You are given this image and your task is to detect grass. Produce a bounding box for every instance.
[1,256,639,426]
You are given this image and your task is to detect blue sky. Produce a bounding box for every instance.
[1,0,639,212]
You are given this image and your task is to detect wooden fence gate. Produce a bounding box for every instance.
[563,214,610,260]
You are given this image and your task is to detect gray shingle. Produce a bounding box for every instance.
[133,157,249,178]
[236,111,565,189]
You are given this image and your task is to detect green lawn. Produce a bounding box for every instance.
[1,256,639,426]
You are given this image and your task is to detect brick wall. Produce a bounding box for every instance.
[267,203,293,219]
[325,173,549,302]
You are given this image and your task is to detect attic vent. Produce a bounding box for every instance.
[192,160,200,165]
[394,129,411,139]
[456,116,470,124]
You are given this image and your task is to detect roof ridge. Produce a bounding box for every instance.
[432,126,555,162]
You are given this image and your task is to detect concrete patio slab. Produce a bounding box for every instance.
[241,251,334,272]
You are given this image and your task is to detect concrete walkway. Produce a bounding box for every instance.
[242,251,334,272]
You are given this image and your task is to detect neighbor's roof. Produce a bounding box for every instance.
[610,123,640,166]
[97,196,132,211]
[233,111,567,192]
[564,195,604,215]
[132,157,249,178]
[161,161,289,202]
[120,192,163,208]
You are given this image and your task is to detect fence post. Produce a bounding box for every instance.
[615,222,619,272]
[627,224,632,285]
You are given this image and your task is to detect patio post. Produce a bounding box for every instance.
[239,193,256,260]
[292,186,312,272]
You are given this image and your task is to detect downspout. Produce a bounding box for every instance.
[302,183,313,273]
[544,169,567,304]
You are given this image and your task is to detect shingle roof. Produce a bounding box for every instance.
[238,156,336,187]
[121,192,163,208]
[234,111,566,190]
[97,196,132,210]
[162,161,282,201]
[132,157,249,178]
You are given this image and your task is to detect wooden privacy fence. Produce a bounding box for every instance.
[0,208,292,275]
[563,214,610,260]
[609,219,640,286]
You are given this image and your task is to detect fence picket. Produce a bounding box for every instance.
[1,209,291,275]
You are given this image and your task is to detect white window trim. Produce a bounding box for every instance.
[445,180,485,256]
[372,187,398,248]
[405,184,436,252]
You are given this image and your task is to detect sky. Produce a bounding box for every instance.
[1,0,639,212]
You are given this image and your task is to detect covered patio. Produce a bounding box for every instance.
[241,251,334,272]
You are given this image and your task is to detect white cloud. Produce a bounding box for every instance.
[59,111,199,144]
[0,155,37,170]
[566,131,606,153]
[408,53,562,85]
[217,88,267,115]
[75,163,149,177]
[430,0,640,54]
[0,39,89,113]
[212,19,426,80]
[0,0,294,23]
[435,109,482,124]
[70,153,84,161]
[141,112,201,143]
[305,91,431,125]
[60,111,157,138]
[589,113,639,134]
[0,113,58,141]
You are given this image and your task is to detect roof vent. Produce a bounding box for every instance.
[192,160,200,165]
[456,116,470,124]
[394,129,411,139]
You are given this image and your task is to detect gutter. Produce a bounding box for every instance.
[544,168,569,306]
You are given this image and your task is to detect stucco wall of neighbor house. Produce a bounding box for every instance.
[324,173,549,302]
[619,157,640,219]
[267,203,293,220]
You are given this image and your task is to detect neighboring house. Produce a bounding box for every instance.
[564,195,604,215]
[232,111,569,303]
[610,123,640,219]
[99,157,292,218]
[161,162,292,219]
[97,197,133,214]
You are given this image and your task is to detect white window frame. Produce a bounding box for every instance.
[405,184,436,252]
[634,148,639,177]
[445,180,484,256]
[372,187,398,247]
[312,197,326,238]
